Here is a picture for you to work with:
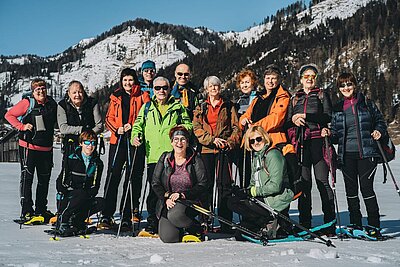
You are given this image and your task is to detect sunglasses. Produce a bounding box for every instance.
[33,87,47,92]
[176,72,190,77]
[143,69,155,73]
[302,74,317,80]
[154,85,169,91]
[339,82,354,88]
[249,136,263,145]
[83,140,96,146]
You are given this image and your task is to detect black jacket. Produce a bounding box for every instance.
[152,148,208,218]
[330,92,387,166]
[56,147,103,197]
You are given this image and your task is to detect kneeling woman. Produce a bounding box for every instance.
[229,126,294,238]
[152,126,207,243]
[56,130,104,236]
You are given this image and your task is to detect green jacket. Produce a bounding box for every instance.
[131,95,193,164]
[249,145,294,212]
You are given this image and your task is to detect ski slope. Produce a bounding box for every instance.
[0,144,399,266]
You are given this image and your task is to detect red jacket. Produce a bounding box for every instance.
[105,85,150,144]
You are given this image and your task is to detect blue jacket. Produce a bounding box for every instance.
[330,92,387,166]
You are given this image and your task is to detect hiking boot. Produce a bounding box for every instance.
[98,216,115,229]
[133,209,141,222]
[120,219,133,231]
[36,210,55,223]
[59,223,79,237]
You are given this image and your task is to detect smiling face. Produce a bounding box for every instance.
[142,68,156,84]
[122,75,135,94]
[175,64,191,86]
[68,83,84,107]
[239,75,254,95]
[206,82,221,98]
[264,73,280,91]
[300,69,317,91]
[32,86,47,103]
[154,79,170,103]
[338,81,355,99]
[249,131,265,152]
[171,134,188,154]
[80,139,96,156]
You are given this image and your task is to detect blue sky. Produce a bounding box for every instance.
[0,0,302,57]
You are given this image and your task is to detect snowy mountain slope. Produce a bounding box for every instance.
[296,0,378,33]
[0,146,399,266]
[220,22,274,47]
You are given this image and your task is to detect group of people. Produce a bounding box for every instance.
[5,60,388,242]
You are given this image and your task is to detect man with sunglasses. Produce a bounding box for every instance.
[131,76,193,236]
[139,60,156,97]
[55,130,104,236]
[171,63,199,119]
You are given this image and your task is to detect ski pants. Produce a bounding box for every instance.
[341,154,380,228]
[298,138,335,228]
[231,148,252,188]
[201,152,233,231]
[18,146,53,215]
[102,137,145,219]
[158,202,199,243]
[145,163,159,230]
[58,189,104,227]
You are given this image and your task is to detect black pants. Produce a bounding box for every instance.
[201,152,233,230]
[58,189,104,227]
[158,202,199,243]
[145,163,159,230]
[341,154,380,227]
[18,146,53,215]
[103,137,145,219]
[232,148,252,188]
[298,138,335,228]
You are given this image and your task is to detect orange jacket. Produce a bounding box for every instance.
[240,85,294,153]
[105,85,150,144]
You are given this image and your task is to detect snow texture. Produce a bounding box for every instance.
[0,144,400,266]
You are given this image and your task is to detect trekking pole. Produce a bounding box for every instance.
[248,197,335,247]
[376,140,400,197]
[177,199,269,245]
[103,135,123,199]
[325,136,343,240]
[18,132,30,229]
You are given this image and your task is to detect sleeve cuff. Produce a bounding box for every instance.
[250,186,257,197]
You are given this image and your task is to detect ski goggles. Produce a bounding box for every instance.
[249,136,263,145]
[83,140,96,146]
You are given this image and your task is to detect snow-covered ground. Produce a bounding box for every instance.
[0,145,399,266]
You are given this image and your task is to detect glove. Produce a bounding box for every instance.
[232,185,250,199]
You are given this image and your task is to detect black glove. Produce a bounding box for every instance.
[232,185,250,199]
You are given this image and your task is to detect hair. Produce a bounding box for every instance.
[298,63,319,77]
[153,76,170,88]
[78,129,97,144]
[119,68,139,88]
[243,125,272,151]
[263,64,282,78]
[236,69,258,89]
[31,78,46,90]
[336,72,358,89]
[169,125,190,141]
[203,76,221,89]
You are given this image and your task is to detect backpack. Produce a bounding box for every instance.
[17,96,36,122]
[265,144,304,200]
[143,100,183,125]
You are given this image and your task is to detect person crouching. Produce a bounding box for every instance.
[56,130,104,236]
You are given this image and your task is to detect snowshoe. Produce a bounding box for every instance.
[118,220,133,232]
[336,225,392,241]
[137,229,159,238]
[14,215,45,225]
[182,234,202,243]
[133,209,142,222]
[97,216,116,230]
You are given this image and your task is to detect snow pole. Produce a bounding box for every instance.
[117,136,138,237]
[248,197,335,247]
[177,199,269,246]
[376,140,400,197]
[324,136,343,240]
[18,132,30,229]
